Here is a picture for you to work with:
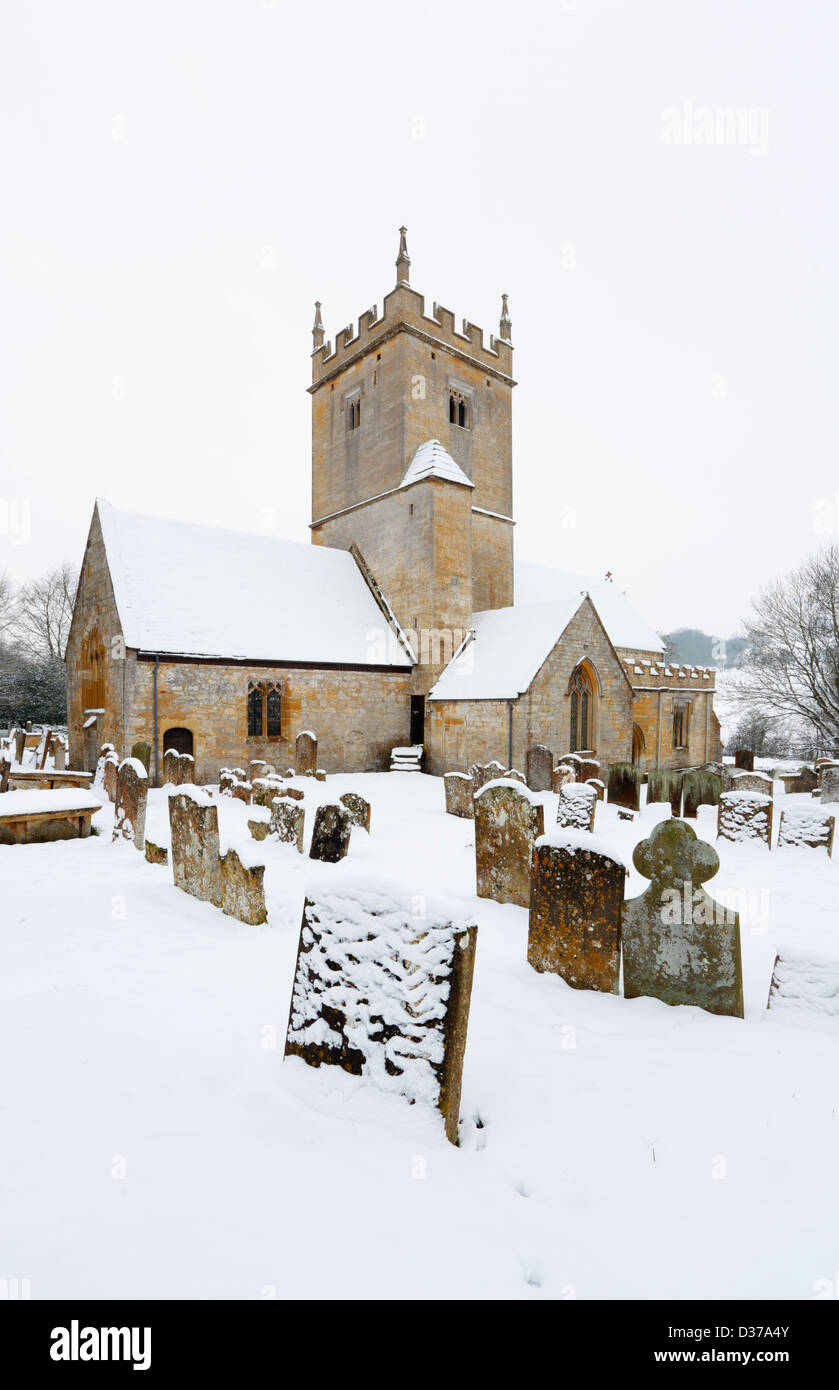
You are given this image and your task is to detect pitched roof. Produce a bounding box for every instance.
[429,595,590,701]
[94,500,412,666]
[514,559,664,653]
[401,439,474,489]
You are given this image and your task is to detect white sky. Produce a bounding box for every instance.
[1,0,836,638]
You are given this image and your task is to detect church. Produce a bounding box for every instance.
[66,231,721,783]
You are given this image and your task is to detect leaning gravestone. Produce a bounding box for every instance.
[645,768,683,817]
[526,744,553,793]
[232,779,252,804]
[682,769,722,819]
[220,848,267,925]
[821,767,839,806]
[552,764,575,792]
[295,731,318,776]
[777,807,835,857]
[622,819,744,1018]
[528,830,626,993]
[168,789,221,906]
[131,740,151,774]
[309,801,352,863]
[271,797,305,852]
[767,951,839,1024]
[162,749,179,785]
[717,791,773,848]
[556,782,597,831]
[607,762,642,811]
[444,772,474,819]
[474,779,544,908]
[112,757,148,849]
[284,884,478,1145]
[339,792,371,832]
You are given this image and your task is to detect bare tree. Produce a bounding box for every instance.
[0,571,15,637]
[738,545,839,752]
[14,561,78,661]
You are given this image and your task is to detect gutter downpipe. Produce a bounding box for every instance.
[656,688,662,769]
[508,700,514,770]
[153,654,160,789]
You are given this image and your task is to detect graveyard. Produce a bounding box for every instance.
[2,737,838,1300]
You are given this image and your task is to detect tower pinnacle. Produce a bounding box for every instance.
[312,301,324,350]
[395,226,411,284]
[499,292,512,342]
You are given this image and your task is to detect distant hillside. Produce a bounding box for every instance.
[661,628,747,670]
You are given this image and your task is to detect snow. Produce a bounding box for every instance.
[95,500,412,666]
[2,773,839,1298]
[0,789,102,816]
[515,559,665,653]
[118,756,148,780]
[536,827,629,868]
[400,439,474,489]
[429,596,585,700]
[476,777,542,805]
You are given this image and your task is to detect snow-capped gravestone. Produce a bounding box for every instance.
[767,952,839,1023]
[295,732,317,776]
[556,782,597,831]
[503,768,527,785]
[526,744,553,793]
[777,807,835,857]
[578,758,600,783]
[444,772,474,818]
[552,764,575,792]
[339,791,371,832]
[470,761,505,794]
[821,768,839,806]
[587,777,606,802]
[717,791,773,848]
[309,801,352,863]
[220,848,267,925]
[249,760,270,781]
[528,831,626,993]
[607,762,641,812]
[271,798,305,852]
[729,770,773,799]
[474,779,544,909]
[176,752,194,786]
[163,749,179,785]
[168,789,221,907]
[284,885,478,1145]
[622,819,744,1018]
[53,738,66,771]
[682,769,722,819]
[251,776,284,808]
[112,757,148,849]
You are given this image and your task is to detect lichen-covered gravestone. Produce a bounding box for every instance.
[220,848,267,925]
[168,789,221,906]
[552,764,575,792]
[821,767,839,806]
[777,807,835,857]
[607,762,642,812]
[444,772,474,818]
[176,752,195,786]
[112,757,148,849]
[556,782,597,831]
[295,731,318,776]
[503,768,526,785]
[526,744,553,793]
[528,830,626,993]
[0,756,10,794]
[284,885,478,1145]
[252,776,284,808]
[729,770,773,799]
[309,802,352,862]
[271,797,305,852]
[249,760,270,781]
[682,769,722,819]
[646,768,683,817]
[622,819,743,1018]
[162,749,179,785]
[587,777,605,802]
[717,791,773,848]
[474,779,544,908]
[469,761,504,795]
[145,839,168,866]
[767,952,839,1023]
[131,741,151,774]
[339,791,371,832]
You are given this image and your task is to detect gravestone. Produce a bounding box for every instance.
[821,767,839,806]
[607,762,642,811]
[271,797,305,852]
[144,839,168,866]
[103,750,119,803]
[13,729,25,764]
[339,792,371,832]
[767,952,839,1023]
[777,807,835,857]
[176,752,195,786]
[474,779,544,908]
[275,786,304,802]
[444,772,474,818]
[717,791,773,847]
[314,769,327,782]
[734,749,755,771]
[112,757,148,849]
[503,768,527,785]
[729,770,773,798]
[284,885,478,1145]
[528,831,626,992]
[526,744,553,793]
[232,780,252,804]
[248,817,271,842]
[556,782,597,831]
[220,848,267,925]
[309,802,352,863]
[252,776,284,808]
[586,777,606,802]
[645,768,683,816]
[168,790,221,906]
[578,757,600,783]
[131,740,151,773]
[791,766,818,794]
[163,749,179,785]
[682,769,722,819]
[53,738,67,771]
[0,757,10,794]
[622,819,744,1018]
[249,760,270,781]
[295,732,318,776]
[552,764,575,793]
[469,761,504,794]
[557,753,583,774]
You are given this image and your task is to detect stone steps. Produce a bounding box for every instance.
[390,745,423,773]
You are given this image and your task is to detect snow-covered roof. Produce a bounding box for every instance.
[401,439,474,489]
[515,560,664,653]
[429,595,589,701]
[95,500,412,666]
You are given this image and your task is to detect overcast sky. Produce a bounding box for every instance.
[1,0,836,639]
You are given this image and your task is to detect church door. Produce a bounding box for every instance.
[410,696,425,746]
[163,727,194,757]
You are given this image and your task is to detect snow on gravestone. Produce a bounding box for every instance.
[717,791,773,848]
[552,764,575,793]
[112,757,148,850]
[526,744,553,793]
[469,761,505,795]
[168,789,222,907]
[767,952,839,1024]
[777,806,835,857]
[219,848,267,925]
[339,791,371,832]
[162,749,179,786]
[729,770,774,799]
[295,732,317,776]
[622,819,744,1018]
[528,830,627,993]
[309,801,352,863]
[270,797,305,853]
[176,753,194,786]
[474,779,544,909]
[284,885,478,1145]
[821,767,839,806]
[444,772,474,819]
[556,782,597,831]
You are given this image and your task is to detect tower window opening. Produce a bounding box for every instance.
[449,390,470,429]
[346,396,361,431]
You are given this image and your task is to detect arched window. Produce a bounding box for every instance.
[569,665,594,752]
[449,390,470,429]
[81,625,105,710]
[632,723,646,765]
[247,680,283,739]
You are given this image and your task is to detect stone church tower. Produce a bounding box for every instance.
[309,230,516,708]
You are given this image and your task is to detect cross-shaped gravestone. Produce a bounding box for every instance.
[622,819,743,1018]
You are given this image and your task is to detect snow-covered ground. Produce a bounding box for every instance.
[2,772,838,1300]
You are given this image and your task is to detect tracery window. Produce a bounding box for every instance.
[569,667,593,752]
[247,680,283,739]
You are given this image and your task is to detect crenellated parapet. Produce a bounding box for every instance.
[621,655,717,692]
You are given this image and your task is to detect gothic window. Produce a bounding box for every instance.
[449,390,470,429]
[247,680,283,739]
[569,667,593,752]
[247,686,262,737]
[266,688,282,737]
[81,625,105,710]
